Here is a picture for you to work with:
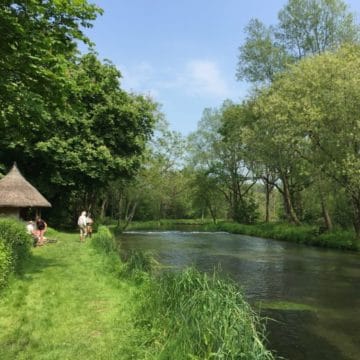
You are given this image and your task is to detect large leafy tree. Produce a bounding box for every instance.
[0,2,157,223]
[0,0,101,127]
[188,101,258,223]
[253,45,360,240]
[32,54,156,215]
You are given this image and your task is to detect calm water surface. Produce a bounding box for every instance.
[118,231,360,360]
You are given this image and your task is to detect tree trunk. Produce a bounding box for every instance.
[207,202,217,224]
[319,186,333,231]
[100,198,107,219]
[121,201,138,231]
[265,182,271,223]
[351,195,360,241]
[282,175,301,225]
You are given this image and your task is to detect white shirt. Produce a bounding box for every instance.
[78,214,87,227]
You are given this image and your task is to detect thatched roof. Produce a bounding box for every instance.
[0,164,51,208]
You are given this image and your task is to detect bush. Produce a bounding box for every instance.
[0,217,32,290]
[91,225,117,254]
[0,239,12,289]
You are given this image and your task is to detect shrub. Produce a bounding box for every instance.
[0,218,32,271]
[91,225,117,254]
[0,239,12,290]
[0,218,32,290]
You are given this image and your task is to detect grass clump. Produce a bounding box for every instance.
[137,268,274,359]
[92,226,274,359]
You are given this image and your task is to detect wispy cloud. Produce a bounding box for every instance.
[117,59,236,100]
[181,60,231,98]
[118,62,159,98]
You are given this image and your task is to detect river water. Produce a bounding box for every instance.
[118,230,360,360]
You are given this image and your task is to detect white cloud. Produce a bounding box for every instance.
[182,60,231,98]
[116,59,236,101]
[118,61,154,91]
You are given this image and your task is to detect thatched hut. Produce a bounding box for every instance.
[0,163,51,218]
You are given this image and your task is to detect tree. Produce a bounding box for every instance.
[0,0,101,133]
[253,45,360,240]
[0,49,157,224]
[237,0,359,83]
[236,19,291,83]
[188,101,258,224]
[277,0,359,57]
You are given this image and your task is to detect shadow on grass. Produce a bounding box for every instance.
[15,253,66,280]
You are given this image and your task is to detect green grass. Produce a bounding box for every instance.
[139,268,274,359]
[0,227,274,359]
[0,230,146,359]
[203,222,358,251]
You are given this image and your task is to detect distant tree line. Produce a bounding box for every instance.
[104,0,360,246]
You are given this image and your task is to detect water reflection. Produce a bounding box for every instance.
[119,231,360,360]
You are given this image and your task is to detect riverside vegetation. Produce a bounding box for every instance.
[0,219,274,359]
[121,219,358,252]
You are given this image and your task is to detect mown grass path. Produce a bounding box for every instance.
[0,232,140,360]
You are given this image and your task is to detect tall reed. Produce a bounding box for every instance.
[91,226,274,359]
[138,268,274,359]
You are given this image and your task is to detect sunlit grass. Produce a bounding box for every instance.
[0,231,142,359]
[0,226,274,359]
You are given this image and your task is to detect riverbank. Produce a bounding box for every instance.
[0,225,274,359]
[123,220,358,251]
[0,229,141,359]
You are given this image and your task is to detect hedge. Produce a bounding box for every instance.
[0,217,32,290]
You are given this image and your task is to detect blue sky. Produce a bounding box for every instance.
[85,0,360,135]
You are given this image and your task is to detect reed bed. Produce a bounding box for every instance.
[137,268,274,359]
[92,226,274,359]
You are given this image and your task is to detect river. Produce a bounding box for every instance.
[118,230,360,360]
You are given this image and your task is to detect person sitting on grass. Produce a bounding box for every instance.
[26,220,38,246]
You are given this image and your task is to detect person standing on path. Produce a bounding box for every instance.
[77,211,87,242]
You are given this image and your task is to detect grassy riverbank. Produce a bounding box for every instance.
[0,229,142,359]
[0,225,274,359]
[124,220,358,251]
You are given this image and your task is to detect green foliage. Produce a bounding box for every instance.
[0,218,32,270]
[237,18,291,83]
[90,226,273,357]
[206,221,358,250]
[237,0,359,83]
[317,231,358,250]
[0,2,157,225]
[253,44,360,238]
[91,225,117,255]
[0,218,32,290]
[122,250,154,275]
[0,239,12,290]
[138,268,274,359]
